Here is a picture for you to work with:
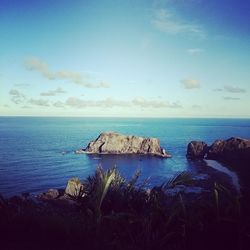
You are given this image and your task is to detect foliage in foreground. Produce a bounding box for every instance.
[0,167,250,250]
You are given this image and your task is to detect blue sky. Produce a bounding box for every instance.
[0,0,249,117]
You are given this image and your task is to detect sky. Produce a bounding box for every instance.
[0,0,250,117]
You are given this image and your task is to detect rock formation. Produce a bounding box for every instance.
[65,177,85,198]
[207,137,250,163]
[38,189,60,200]
[37,177,87,201]
[76,132,171,158]
[186,141,208,159]
[187,137,250,166]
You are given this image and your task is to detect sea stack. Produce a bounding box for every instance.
[76,131,171,158]
[186,141,208,159]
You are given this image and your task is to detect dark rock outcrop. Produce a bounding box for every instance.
[187,141,208,159]
[186,137,250,166]
[76,132,171,158]
[207,137,250,164]
[38,189,60,200]
[37,178,86,202]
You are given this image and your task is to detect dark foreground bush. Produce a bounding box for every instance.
[0,167,250,250]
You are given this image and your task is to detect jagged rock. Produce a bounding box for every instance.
[65,177,84,198]
[76,132,171,158]
[186,137,250,166]
[186,141,208,159]
[38,189,60,200]
[207,137,250,164]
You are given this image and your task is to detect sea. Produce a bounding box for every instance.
[0,117,250,197]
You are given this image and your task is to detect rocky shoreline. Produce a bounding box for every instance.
[1,134,250,250]
[2,135,249,202]
[1,165,250,250]
[10,135,249,203]
[187,137,250,168]
[76,132,250,169]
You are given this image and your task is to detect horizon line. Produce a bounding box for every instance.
[1,115,250,119]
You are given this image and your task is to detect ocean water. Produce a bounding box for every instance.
[0,117,250,197]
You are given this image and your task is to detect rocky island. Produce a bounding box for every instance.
[76,131,171,158]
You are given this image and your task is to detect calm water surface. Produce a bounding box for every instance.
[0,117,250,197]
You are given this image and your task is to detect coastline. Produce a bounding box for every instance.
[1,166,249,250]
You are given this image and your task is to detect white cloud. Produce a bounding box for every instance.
[9,89,26,104]
[21,106,32,109]
[213,85,246,93]
[223,97,241,100]
[132,97,181,108]
[135,97,179,109]
[181,78,200,89]
[14,83,30,88]
[24,57,111,88]
[66,97,130,109]
[169,102,182,108]
[187,48,204,54]
[53,101,65,108]
[83,81,110,89]
[29,98,50,107]
[224,85,246,93]
[132,96,167,108]
[99,81,110,88]
[40,87,67,96]
[64,96,182,109]
[65,97,87,108]
[152,9,205,38]
[25,57,51,78]
[192,104,201,109]
[213,88,223,92]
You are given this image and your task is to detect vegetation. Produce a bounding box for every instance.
[0,167,250,250]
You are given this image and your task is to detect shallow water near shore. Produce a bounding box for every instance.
[0,117,250,197]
